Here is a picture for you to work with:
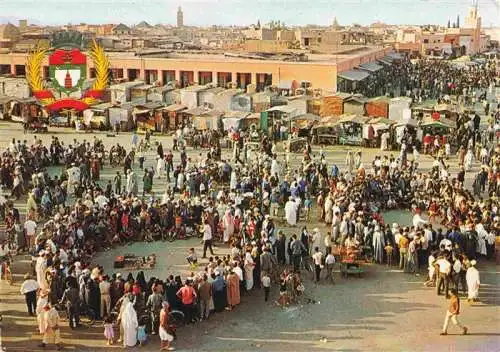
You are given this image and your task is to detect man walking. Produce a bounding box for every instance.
[39,302,63,350]
[20,273,39,316]
[290,235,306,272]
[202,220,214,258]
[59,281,80,329]
[441,289,468,336]
[312,247,323,283]
[146,288,164,334]
[99,275,111,319]
[435,254,451,298]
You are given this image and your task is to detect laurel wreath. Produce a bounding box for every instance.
[26,43,55,105]
[26,39,110,108]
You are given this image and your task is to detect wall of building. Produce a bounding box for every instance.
[0,48,388,93]
[243,40,290,53]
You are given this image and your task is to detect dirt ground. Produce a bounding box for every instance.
[0,122,498,351]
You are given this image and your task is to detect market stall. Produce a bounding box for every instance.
[334,115,369,146]
[311,116,339,145]
[343,95,368,116]
[108,103,134,131]
[184,106,223,131]
[421,118,456,151]
[285,113,319,138]
[364,117,395,148]
[164,104,187,132]
[0,96,16,120]
[394,119,421,149]
[365,96,390,118]
[7,98,43,123]
[134,102,165,133]
[319,93,352,117]
[83,103,112,130]
[222,111,251,131]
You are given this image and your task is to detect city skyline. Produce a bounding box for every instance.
[1,0,499,28]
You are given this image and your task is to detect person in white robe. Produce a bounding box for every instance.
[464,149,474,171]
[413,146,420,163]
[35,251,48,290]
[271,158,280,178]
[244,251,255,291]
[380,131,389,151]
[66,164,81,195]
[126,170,138,195]
[222,209,234,244]
[324,196,333,224]
[176,170,185,192]
[412,210,427,229]
[475,223,488,257]
[345,151,354,173]
[156,157,166,179]
[125,170,133,194]
[230,171,237,191]
[466,260,480,302]
[284,198,298,226]
[372,226,385,264]
[312,228,323,252]
[121,297,138,347]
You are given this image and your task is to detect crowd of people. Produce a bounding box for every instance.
[353,56,497,100]
[0,56,498,348]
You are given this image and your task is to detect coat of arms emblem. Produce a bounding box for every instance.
[26,31,110,112]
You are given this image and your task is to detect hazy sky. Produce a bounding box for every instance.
[1,0,499,27]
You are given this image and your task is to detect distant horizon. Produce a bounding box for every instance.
[1,0,499,28]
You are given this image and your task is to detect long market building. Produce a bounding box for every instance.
[0,46,391,92]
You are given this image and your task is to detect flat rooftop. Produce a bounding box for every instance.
[0,46,389,68]
[104,46,387,65]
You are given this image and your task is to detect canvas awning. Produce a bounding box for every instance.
[368,117,394,125]
[378,58,393,65]
[421,117,456,129]
[0,96,16,104]
[266,105,297,114]
[286,113,320,122]
[358,62,383,72]
[421,120,454,129]
[277,80,294,90]
[164,104,186,112]
[387,52,403,60]
[338,70,370,82]
[334,114,368,125]
[133,108,151,115]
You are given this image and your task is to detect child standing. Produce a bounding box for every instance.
[103,315,115,345]
[262,272,271,302]
[186,248,198,269]
[384,243,394,267]
[303,195,312,221]
[137,318,147,347]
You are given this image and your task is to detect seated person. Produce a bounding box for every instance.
[186,248,198,268]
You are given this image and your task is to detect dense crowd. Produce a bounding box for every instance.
[0,57,498,349]
[356,56,497,100]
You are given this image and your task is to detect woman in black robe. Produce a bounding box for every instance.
[211,273,227,312]
[86,278,101,319]
[136,271,148,293]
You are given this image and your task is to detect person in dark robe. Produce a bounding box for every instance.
[157,142,164,159]
[86,278,101,319]
[275,231,287,265]
[252,247,261,289]
[211,273,227,312]
[165,275,179,310]
[136,271,148,293]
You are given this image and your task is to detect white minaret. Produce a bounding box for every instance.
[177,6,184,27]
